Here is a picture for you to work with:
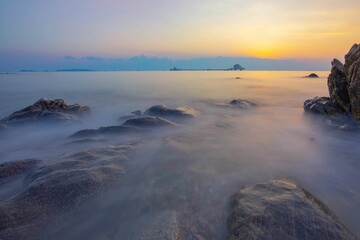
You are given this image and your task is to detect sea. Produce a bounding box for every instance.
[0,71,359,239]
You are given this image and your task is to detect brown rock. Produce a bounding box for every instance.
[227,180,356,240]
[344,44,360,120]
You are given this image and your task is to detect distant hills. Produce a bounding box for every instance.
[1,54,330,72]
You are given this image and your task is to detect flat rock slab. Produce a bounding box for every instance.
[0,142,139,239]
[227,179,355,240]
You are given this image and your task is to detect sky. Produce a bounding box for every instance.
[0,0,359,71]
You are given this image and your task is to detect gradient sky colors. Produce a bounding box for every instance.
[0,0,359,70]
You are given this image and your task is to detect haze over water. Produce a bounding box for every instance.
[0,71,359,238]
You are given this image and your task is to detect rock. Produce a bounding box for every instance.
[229,99,256,108]
[304,96,344,115]
[71,117,176,138]
[119,110,143,121]
[306,73,319,78]
[132,211,182,240]
[1,98,90,125]
[0,159,41,182]
[328,59,350,112]
[227,179,355,240]
[0,143,138,239]
[144,105,197,120]
[304,44,360,122]
[344,44,360,120]
[71,125,145,138]
[122,116,177,128]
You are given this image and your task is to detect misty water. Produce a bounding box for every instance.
[0,71,359,239]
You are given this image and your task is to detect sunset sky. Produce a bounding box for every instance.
[0,0,359,70]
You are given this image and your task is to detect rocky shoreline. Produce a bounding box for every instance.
[304,44,360,130]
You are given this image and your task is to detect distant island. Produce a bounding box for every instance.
[170,64,245,71]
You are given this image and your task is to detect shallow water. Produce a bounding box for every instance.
[0,71,359,238]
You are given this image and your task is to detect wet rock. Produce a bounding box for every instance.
[304,44,360,122]
[0,143,138,239]
[122,116,177,128]
[227,179,355,240]
[71,117,175,138]
[144,105,198,120]
[306,73,319,78]
[328,59,350,112]
[132,211,182,240]
[1,98,90,125]
[119,110,143,121]
[0,159,41,182]
[229,99,256,108]
[344,44,360,120]
[71,125,145,138]
[304,96,344,115]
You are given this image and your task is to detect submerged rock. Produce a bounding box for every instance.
[71,117,176,138]
[119,110,143,121]
[0,98,90,125]
[122,116,177,128]
[71,125,145,138]
[227,179,355,240]
[306,73,319,78]
[144,105,198,120]
[0,143,138,239]
[304,96,344,115]
[229,99,256,108]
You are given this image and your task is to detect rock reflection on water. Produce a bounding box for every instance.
[0,71,359,239]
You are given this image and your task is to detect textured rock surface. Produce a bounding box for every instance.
[1,98,90,125]
[304,44,360,121]
[227,179,355,240]
[344,44,360,120]
[132,211,182,240]
[119,110,143,121]
[0,158,41,182]
[0,143,138,239]
[328,59,350,112]
[304,96,344,115]
[71,125,145,138]
[229,99,256,108]
[71,116,176,138]
[144,105,198,120]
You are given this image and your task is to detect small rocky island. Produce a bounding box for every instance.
[304,44,360,122]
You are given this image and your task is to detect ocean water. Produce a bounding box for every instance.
[0,71,359,238]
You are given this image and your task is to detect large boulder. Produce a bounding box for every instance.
[1,98,90,125]
[0,143,138,239]
[344,44,360,120]
[227,179,355,240]
[304,44,360,121]
[304,96,344,115]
